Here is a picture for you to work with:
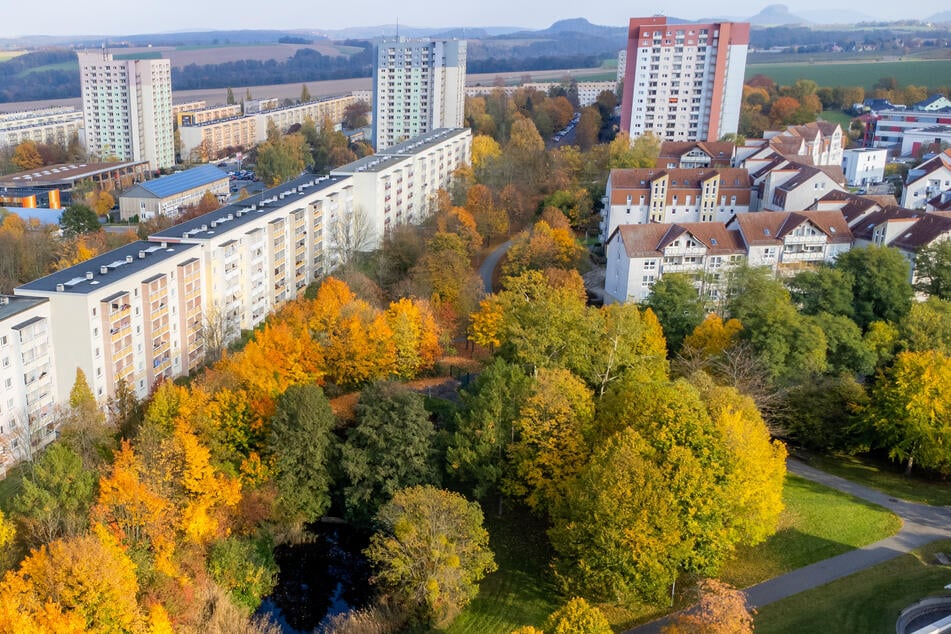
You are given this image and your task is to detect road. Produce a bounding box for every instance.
[627,458,951,633]
[478,240,513,294]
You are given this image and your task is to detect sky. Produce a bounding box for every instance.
[0,1,945,38]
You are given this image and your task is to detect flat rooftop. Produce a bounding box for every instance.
[0,161,148,188]
[331,153,412,175]
[0,295,47,323]
[123,165,228,199]
[15,241,200,296]
[150,173,349,241]
[382,128,470,156]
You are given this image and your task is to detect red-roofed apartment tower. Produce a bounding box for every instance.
[621,17,750,144]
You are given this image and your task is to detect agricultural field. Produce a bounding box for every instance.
[118,42,354,69]
[746,58,951,90]
[0,50,26,62]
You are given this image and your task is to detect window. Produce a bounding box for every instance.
[642,274,656,287]
[0,336,6,347]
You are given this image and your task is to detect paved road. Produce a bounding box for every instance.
[627,458,951,633]
[478,240,513,294]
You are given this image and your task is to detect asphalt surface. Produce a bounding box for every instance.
[478,240,513,294]
[627,458,951,633]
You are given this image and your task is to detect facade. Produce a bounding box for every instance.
[372,38,466,151]
[617,49,627,85]
[848,205,951,285]
[78,50,175,170]
[901,149,951,210]
[0,160,149,208]
[872,105,951,153]
[842,148,887,187]
[256,96,356,141]
[763,121,844,167]
[178,117,258,163]
[331,127,472,248]
[620,16,749,142]
[657,141,735,168]
[755,161,846,211]
[604,210,853,304]
[464,81,616,107]
[14,241,204,402]
[175,104,242,127]
[576,81,619,107]
[0,296,57,473]
[900,125,951,158]
[0,107,84,150]
[600,167,752,240]
[118,165,230,220]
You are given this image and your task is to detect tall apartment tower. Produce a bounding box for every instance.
[78,49,175,170]
[621,17,749,143]
[372,38,466,151]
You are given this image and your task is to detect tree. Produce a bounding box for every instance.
[207,536,278,613]
[85,189,115,217]
[196,190,220,214]
[10,443,95,547]
[341,382,439,524]
[364,486,496,628]
[901,298,951,356]
[646,273,706,353]
[835,246,913,329]
[575,106,601,151]
[226,87,236,105]
[914,241,951,300]
[780,373,868,452]
[300,83,311,103]
[59,204,101,237]
[504,368,595,514]
[812,311,876,375]
[789,266,855,317]
[11,141,43,171]
[587,302,668,397]
[60,368,110,468]
[503,220,585,277]
[865,350,951,475]
[471,134,502,170]
[662,579,754,634]
[268,385,336,525]
[544,598,612,634]
[384,298,442,379]
[255,132,312,186]
[342,100,371,129]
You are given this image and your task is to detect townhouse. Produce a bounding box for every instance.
[657,141,735,169]
[901,149,951,210]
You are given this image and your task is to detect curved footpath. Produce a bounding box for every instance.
[627,459,951,633]
[478,240,514,294]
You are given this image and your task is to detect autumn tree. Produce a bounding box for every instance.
[196,190,220,214]
[384,298,442,379]
[864,350,951,475]
[575,106,602,151]
[502,220,585,277]
[544,597,612,634]
[364,486,496,628]
[268,385,336,525]
[85,189,115,217]
[646,273,706,353]
[10,443,95,547]
[662,579,754,634]
[11,140,43,171]
[341,382,439,525]
[586,302,668,397]
[255,132,312,186]
[342,100,371,129]
[471,134,502,170]
[900,298,951,356]
[504,368,595,514]
[914,240,951,300]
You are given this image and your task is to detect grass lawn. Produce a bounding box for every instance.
[819,110,854,128]
[446,504,560,634]
[805,453,951,507]
[756,539,951,633]
[721,474,902,589]
[746,59,951,91]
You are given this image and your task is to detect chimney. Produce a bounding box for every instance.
[126,255,133,263]
[161,241,167,248]
[139,250,146,259]
[85,271,93,280]
[100,266,108,275]
[56,284,64,292]
[0,297,8,305]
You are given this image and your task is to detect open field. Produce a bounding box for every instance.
[805,453,951,507]
[756,539,951,633]
[0,50,27,62]
[118,42,354,68]
[746,59,951,90]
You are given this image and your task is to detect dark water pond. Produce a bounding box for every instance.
[256,523,373,633]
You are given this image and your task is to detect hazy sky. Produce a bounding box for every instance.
[0,1,943,38]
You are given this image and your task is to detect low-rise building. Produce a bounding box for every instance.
[728,210,852,271]
[756,161,846,211]
[0,106,84,150]
[0,160,149,208]
[848,205,951,285]
[178,116,258,163]
[118,165,230,220]
[901,149,951,210]
[900,125,951,158]
[842,148,887,187]
[600,167,751,240]
[657,141,735,169]
[872,99,951,152]
[0,295,57,473]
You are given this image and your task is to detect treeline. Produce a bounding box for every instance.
[171,46,375,90]
[750,25,951,50]
[468,54,602,74]
[0,50,79,102]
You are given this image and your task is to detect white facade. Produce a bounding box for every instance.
[0,107,84,150]
[0,296,57,473]
[616,49,627,85]
[759,164,846,212]
[842,148,887,187]
[372,39,466,151]
[621,18,750,142]
[901,150,951,210]
[900,125,951,158]
[78,50,174,170]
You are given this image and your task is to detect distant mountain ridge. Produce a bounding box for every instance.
[748,4,811,25]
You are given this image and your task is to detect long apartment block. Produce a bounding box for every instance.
[0,106,84,149]
[13,128,471,410]
[0,296,57,472]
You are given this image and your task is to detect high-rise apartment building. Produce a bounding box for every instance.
[620,17,749,143]
[78,49,175,170]
[372,38,466,151]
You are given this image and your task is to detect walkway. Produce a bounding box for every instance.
[478,240,513,294]
[628,458,951,633]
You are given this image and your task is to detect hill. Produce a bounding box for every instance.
[749,4,812,26]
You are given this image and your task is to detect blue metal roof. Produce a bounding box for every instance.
[137,165,228,198]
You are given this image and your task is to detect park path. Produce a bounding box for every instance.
[627,458,951,633]
[478,240,513,294]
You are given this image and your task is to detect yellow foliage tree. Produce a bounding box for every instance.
[471,134,501,169]
[682,313,743,359]
[385,298,442,379]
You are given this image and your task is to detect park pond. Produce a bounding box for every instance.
[256,523,372,633]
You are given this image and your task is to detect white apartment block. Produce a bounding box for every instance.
[15,241,204,403]
[332,127,472,246]
[373,38,466,151]
[179,117,258,163]
[617,49,627,85]
[755,161,846,212]
[601,167,752,240]
[0,296,57,473]
[176,103,243,127]
[901,149,951,210]
[842,148,887,187]
[256,95,356,142]
[0,107,84,149]
[604,210,853,303]
[464,81,615,108]
[78,50,175,170]
[620,17,749,142]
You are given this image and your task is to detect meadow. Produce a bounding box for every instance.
[746,59,951,90]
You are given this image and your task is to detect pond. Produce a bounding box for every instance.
[257,523,373,633]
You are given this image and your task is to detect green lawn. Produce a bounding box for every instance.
[721,474,901,589]
[819,110,854,128]
[746,59,951,90]
[806,453,951,507]
[756,540,951,633]
[446,504,561,634]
